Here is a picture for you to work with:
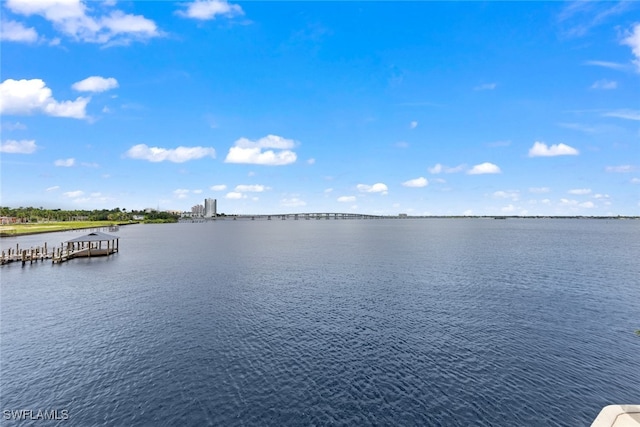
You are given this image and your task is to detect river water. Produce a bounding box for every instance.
[1,219,639,426]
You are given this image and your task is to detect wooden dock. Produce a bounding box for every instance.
[0,244,117,266]
[1,231,119,266]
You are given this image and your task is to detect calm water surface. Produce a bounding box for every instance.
[1,219,639,426]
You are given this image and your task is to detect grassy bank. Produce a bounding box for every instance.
[0,221,136,237]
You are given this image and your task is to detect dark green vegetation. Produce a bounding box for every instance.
[0,207,180,236]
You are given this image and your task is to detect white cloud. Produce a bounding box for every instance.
[63,190,84,198]
[467,162,501,175]
[590,79,617,90]
[528,141,579,157]
[409,121,418,129]
[173,189,190,199]
[125,144,215,163]
[337,196,356,202]
[1,121,27,131]
[234,134,296,149]
[428,163,466,174]
[579,201,595,208]
[603,110,640,121]
[474,82,497,91]
[225,134,298,166]
[593,193,610,199]
[395,141,409,148]
[5,0,161,45]
[72,76,118,92]
[493,190,519,200]
[605,165,636,173]
[281,197,306,208]
[501,204,516,213]
[176,0,244,20]
[0,78,89,119]
[193,189,203,194]
[307,158,316,165]
[46,185,60,192]
[54,158,75,167]
[630,177,640,184]
[584,60,627,70]
[357,183,388,194]
[402,177,428,188]
[210,184,227,191]
[324,188,333,194]
[234,184,269,192]
[529,187,551,193]
[0,139,37,153]
[0,19,38,42]
[622,23,640,72]
[225,191,245,199]
[568,188,591,195]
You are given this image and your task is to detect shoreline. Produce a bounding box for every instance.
[0,222,138,238]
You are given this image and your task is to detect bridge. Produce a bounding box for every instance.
[179,213,408,223]
[233,212,389,221]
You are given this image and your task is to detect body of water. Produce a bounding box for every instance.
[1,219,639,426]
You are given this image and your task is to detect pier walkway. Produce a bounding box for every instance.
[1,231,119,266]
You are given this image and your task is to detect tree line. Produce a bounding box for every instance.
[0,207,179,223]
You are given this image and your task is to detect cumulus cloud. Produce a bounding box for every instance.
[125,144,215,163]
[337,196,356,202]
[428,163,466,174]
[467,162,501,175]
[225,191,245,199]
[357,183,388,194]
[409,121,418,129]
[5,0,161,45]
[173,189,190,199]
[0,139,37,153]
[0,19,38,42]
[72,76,118,92]
[0,78,89,119]
[590,79,617,90]
[225,134,297,166]
[210,184,227,191]
[54,158,75,167]
[176,0,244,20]
[493,190,519,200]
[234,184,269,192]
[622,23,640,72]
[402,177,428,188]
[528,141,579,157]
[568,188,591,195]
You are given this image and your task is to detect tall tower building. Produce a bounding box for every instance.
[204,198,217,218]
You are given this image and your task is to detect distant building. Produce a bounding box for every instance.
[204,198,217,218]
[191,204,204,217]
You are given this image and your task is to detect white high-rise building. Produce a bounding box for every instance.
[204,198,217,218]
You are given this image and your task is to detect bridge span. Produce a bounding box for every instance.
[234,212,389,221]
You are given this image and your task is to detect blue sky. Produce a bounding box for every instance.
[1,0,639,216]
